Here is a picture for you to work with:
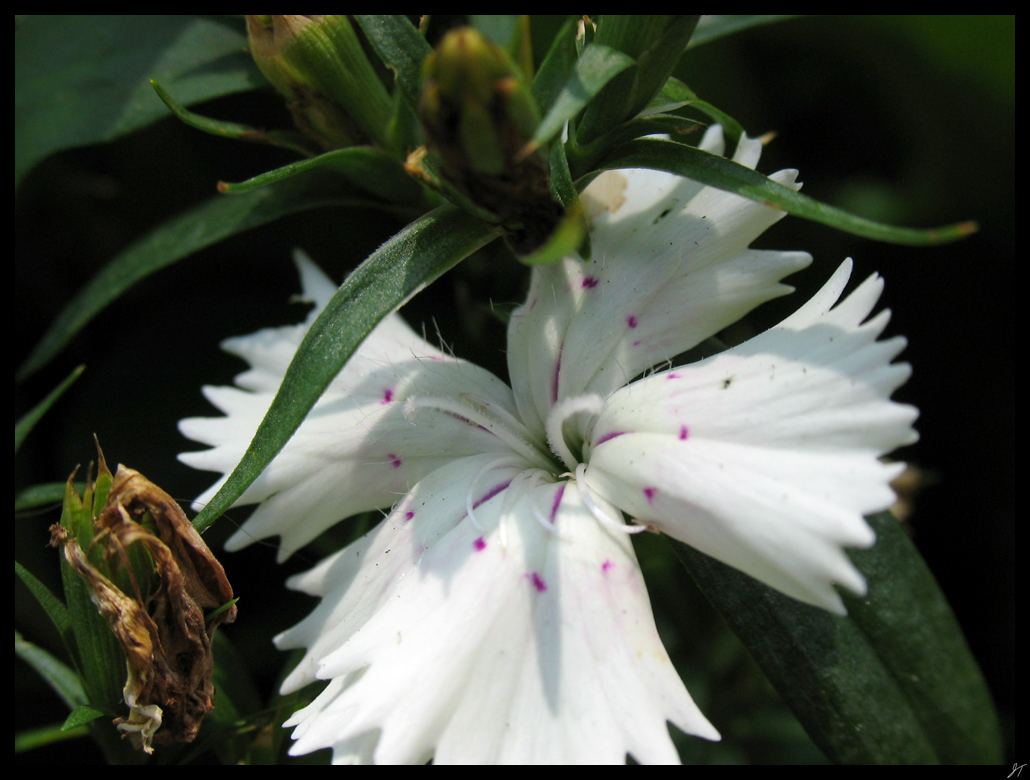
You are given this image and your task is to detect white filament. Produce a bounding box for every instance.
[575,463,647,535]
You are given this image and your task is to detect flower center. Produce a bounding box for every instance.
[544,394,606,472]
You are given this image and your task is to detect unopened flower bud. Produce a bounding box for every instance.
[247,15,393,151]
[417,27,563,253]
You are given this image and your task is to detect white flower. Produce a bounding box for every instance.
[179,127,918,764]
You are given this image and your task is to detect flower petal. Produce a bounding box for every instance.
[507,126,811,437]
[278,458,717,764]
[586,260,918,614]
[178,253,521,561]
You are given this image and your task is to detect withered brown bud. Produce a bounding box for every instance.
[51,462,237,753]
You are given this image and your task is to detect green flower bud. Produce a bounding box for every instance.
[247,15,393,151]
[418,26,563,254]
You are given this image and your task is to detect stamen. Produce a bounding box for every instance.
[405,395,554,471]
[575,463,647,535]
[545,394,607,471]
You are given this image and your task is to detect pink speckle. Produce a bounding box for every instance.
[632,340,642,346]
[387,453,402,468]
[679,424,689,440]
[667,372,681,380]
[473,537,487,551]
[550,483,567,523]
[526,572,547,592]
[643,487,657,504]
[594,431,625,446]
[602,559,614,573]
[473,480,512,510]
[626,315,638,328]
[381,388,394,404]
[529,297,538,311]
[404,511,415,522]
[551,348,563,402]
[582,276,599,289]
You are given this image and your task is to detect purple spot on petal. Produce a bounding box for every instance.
[381,388,394,404]
[626,315,638,328]
[644,487,657,504]
[473,537,487,551]
[667,372,680,380]
[404,511,415,522]
[529,297,538,311]
[473,480,512,510]
[582,276,599,289]
[679,424,689,440]
[552,347,563,402]
[602,559,614,573]
[387,453,402,468]
[526,572,547,592]
[594,431,626,446]
[632,340,642,346]
[550,483,567,523]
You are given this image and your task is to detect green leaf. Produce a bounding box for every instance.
[530,17,580,115]
[567,113,706,177]
[62,705,107,730]
[529,43,635,154]
[599,138,978,244]
[470,15,520,50]
[15,482,84,512]
[15,561,73,647]
[15,15,263,188]
[58,551,125,715]
[576,15,700,145]
[672,512,1002,764]
[150,78,319,157]
[15,630,86,710]
[648,77,745,143]
[218,146,427,207]
[354,15,432,117]
[15,723,89,753]
[688,15,797,48]
[18,172,374,381]
[192,206,496,533]
[15,365,84,454]
[515,201,586,266]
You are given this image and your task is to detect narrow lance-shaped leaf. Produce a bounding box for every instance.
[530,16,580,115]
[16,482,85,512]
[687,15,797,49]
[15,365,84,454]
[15,561,73,649]
[15,630,87,710]
[576,15,700,145]
[192,206,497,532]
[599,138,978,244]
[18,173,381,382]
[218,146,428,208]
[15,15,262,188]
[150,78,319,158]
[672,511,1002,764]
[62,705,107,731]
[354,15,432,117]
[528,43,635,154]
